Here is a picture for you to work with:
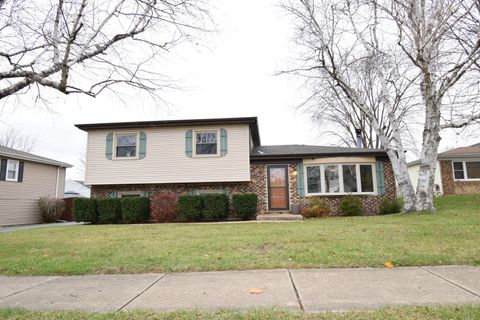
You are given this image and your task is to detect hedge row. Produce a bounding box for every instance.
[73,197,150,224]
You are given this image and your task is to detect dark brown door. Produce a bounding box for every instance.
[268,165,289,211]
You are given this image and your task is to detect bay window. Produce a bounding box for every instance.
[305,163,376,195]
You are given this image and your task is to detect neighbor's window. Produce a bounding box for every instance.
[6,160,19,182]
[115,133,137,158]
[453,161,480,180]
[195,131,217,155]
[305,163,375,195]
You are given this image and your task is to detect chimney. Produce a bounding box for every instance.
[355,128,362,148]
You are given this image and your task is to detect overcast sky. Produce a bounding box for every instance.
[0,0,478,181]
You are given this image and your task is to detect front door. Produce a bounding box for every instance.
[267,165,289,211]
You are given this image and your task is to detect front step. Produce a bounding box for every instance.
[256,213,303,221]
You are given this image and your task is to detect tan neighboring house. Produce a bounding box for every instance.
[407,143,480,195]
[0,146,72,226]
[76,117,396,215]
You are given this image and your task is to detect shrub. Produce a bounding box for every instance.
[72,198,98,223]
[121,197,151,223]
[232,193,258,220]
[339,195,363,216]
[301,198,331,219]
[203,194,229,221]
[151,194,178,223]
[379,198,403,215]
[96,198,122,224]
[37,198,65,223]
[177,195,203,221]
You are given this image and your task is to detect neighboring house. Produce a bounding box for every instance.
[408,143,480,195]
[0,146,72,226]
[75,117,396,214]
[64,179,91,198]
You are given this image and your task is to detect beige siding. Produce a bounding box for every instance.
[85,124,251,185]
[407,161,443,194]
[0,162,66,226]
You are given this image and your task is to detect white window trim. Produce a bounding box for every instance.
[452,160,480,181]
[118,191,142,198]
[113,132,139,160]
[6,159,19,182]
[304,163,377,196]
[193,129,220,157]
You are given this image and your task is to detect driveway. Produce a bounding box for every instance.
[0,222,81,233]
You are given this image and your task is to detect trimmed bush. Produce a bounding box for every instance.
[72,198,98,223]
[177,195,203,221]
[203,194,229,221]
[96,198,122,224]
[339,195,363,216]
[379,198,403,215]
[151,194,178,223]
[37,198,65,223]
[121,197,151,223]
[301,198,331,219]
[232,193,258,220]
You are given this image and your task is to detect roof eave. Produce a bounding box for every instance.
[0,152,73,168]
[250,151,387,160]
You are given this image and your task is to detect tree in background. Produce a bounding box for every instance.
[0,0,210,101]
[0,128,38,152]
[283,0,480,212]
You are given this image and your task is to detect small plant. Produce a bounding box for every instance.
[177,195,203,221]
[232,193,258,220]
[301,198,331,218]
[203,194,229,221]
[37,197,65,223]
[121,197,151,223]
[339,195,363,216]
[96,198,122,224]
[72,198,98,223]
[150,194,178,223]
[379,198,403,215]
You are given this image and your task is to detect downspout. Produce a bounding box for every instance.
[55,166,60,198]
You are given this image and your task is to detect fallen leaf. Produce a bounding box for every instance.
[384,261,394,268]
[249,288,264,294]
[217,256,222,261]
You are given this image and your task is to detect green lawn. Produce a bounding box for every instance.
[1,305,480,320]
[0,195,479,276]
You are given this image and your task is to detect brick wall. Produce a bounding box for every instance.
[91,158,396,216]
[440,160,480,195]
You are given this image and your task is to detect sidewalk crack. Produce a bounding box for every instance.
[287,269,305,312]
[117,273,167,311]
[0,276,59,301]
[420,267,480,298]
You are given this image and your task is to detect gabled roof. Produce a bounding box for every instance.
[0,145,72,168]
[251,144,386,160]
[407,142,480,166]
[75,117,261,146]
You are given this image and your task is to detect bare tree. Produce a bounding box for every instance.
[0,0,210,101]
[0,128,38,152]
[283,0,480,212]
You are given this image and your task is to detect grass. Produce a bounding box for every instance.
[1,305,480,320]
[0,195,479,276]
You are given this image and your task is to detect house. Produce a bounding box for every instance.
[0,146,72,226]
[75,117,396,214]
[408,143,480,195]
[64,179,91,198]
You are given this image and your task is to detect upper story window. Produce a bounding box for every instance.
[305,163,375,195]
[6,160,19,181]
[115,133,137,158]
[453,161,480,180]
[195,131,218,155]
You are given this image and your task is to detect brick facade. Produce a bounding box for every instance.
[91,158,396,216]
[440,160,480,195]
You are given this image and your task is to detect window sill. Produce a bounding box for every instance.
[454,179,480,182]
[305,192,377,197]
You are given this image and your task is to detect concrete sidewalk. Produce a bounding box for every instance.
[0,266,479,313]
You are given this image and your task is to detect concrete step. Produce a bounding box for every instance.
[256,213,304,221]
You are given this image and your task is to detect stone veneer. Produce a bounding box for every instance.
[91,158,396,215]
[440,160,480,195]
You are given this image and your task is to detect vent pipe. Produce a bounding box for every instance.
[355,129,362,148]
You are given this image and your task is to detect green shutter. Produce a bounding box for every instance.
[140,191,149,198]
[139,131,147,159]
[220,128,228,157]
[185,130,193,158]
[109,191,118,198]
[188,189,198,196]
[376,160,385,195]
[296,163,305,197]
[105,132,113,160]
